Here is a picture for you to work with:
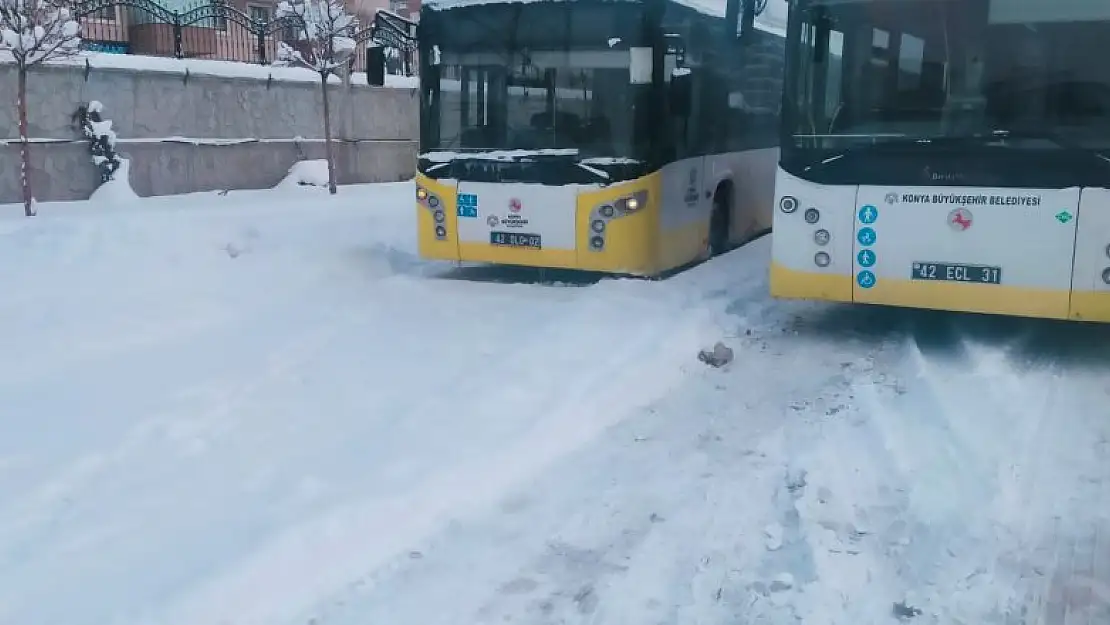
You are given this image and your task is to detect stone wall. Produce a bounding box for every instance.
[0,60,419,203]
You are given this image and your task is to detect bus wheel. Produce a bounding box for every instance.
[709,184,731,256]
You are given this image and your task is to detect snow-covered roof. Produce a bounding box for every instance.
[423,0,788,37]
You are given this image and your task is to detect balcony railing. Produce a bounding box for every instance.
[70,0,417,75]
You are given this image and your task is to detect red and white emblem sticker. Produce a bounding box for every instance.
[509,198,522,213]
[948,208,973,231]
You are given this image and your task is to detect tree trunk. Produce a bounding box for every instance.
[17,67,34,217]
[320,74,338,195]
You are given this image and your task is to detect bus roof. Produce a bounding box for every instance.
[422,0,789,38]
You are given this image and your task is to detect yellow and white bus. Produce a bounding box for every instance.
[770,0,1110,322]
[414,0,788,276]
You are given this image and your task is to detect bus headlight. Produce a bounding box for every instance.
[614,190,648,213]
[416,186,428,201]
[435,225,447,239]
[814,252,831,267]
[1103,267,1110,284]
[590,236,605,250]
[434,209,445,223]
[591,219,606,233]
[804,208,820,224]
[814,229,830,246]
[779,196,798,213]
[429,196,440,208]
[600,205,615,218]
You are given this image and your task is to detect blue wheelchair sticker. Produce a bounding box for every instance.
[857,249,876,268]
[857,227,876,246]
[858,204,878,224]
[457,193,478,218]
[857,270,876,289]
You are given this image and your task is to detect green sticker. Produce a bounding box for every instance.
[1055,211,1073,224]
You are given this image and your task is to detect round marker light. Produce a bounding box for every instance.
[1103,267,1110,284]
[600,205,615,218]
[435,225,446,237]
[804,208,820,224]
[625,197,641,211]
[779,195,798,213]
[590,236,605,249]
[434,209,445,223]
[591,219,605,233]
[429,196,440,208]
[814,252,831,267]
[814,229,830,246]
[416,187,428,200]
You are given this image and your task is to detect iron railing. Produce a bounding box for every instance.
[71,0,417,75]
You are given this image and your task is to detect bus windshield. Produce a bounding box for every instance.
[430,51,639,160]
[419,1,654,172]
[785,0,1110,154]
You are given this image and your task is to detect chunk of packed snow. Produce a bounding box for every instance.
[278,159,331,188]
[87,158,139,202]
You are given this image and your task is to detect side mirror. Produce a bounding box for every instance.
[670,70,692,117]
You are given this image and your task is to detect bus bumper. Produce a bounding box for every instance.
[415,171,669,275]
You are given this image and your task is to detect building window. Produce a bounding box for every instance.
[90,5,116,19]
[210,0,228,30]
[249,5,270,23]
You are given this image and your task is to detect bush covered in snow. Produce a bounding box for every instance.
[73,100,123,184]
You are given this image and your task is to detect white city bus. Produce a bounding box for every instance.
[414,0,788,276]
[770,0,1110,322]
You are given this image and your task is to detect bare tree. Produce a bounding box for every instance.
[0,0,81,216]
[274,0,357,195]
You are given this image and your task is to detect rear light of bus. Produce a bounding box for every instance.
[814,252,831,267]
[779,196,798,213]
[814,229,830,246]
[1102,267,1110,284]
[804,208,820,224]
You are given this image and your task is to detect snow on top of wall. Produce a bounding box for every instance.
[0,50,419,88]
[424,0,788,37]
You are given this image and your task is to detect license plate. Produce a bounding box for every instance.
[490,231,541,249]
[912,262,1002,284]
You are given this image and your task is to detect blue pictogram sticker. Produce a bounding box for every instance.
[857,249,876,268]
[858,204,878,224]
[857,227,876,246]
[857,270,876,289]
[457,193,478,218]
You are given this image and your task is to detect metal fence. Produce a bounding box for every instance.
[71,0,418,75]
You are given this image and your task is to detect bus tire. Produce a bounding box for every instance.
[709,182,732,256]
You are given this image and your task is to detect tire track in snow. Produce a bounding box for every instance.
[812,317,1110,625]
[150,282,717,625]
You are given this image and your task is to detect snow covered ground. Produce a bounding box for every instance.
[2,176,1109,625]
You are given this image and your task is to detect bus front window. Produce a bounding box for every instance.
[785,0,1110,156]
[432,53,639,162]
